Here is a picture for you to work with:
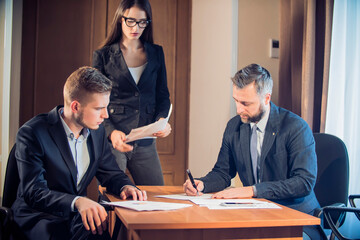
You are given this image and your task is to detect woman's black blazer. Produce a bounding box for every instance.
[92,42,170,141]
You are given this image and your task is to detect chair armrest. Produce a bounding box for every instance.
[314,203,347,239]
[0,206,13,225]
[349,195,360,208]
[323,206,360,240]
[314,202,346,218]
[349,195,360,221]
[0,206,13,240]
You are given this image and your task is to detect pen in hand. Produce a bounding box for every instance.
[186,169,198,195]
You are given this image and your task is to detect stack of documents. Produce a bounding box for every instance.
[101,192,281,212]
[190,198,281,210]
[155,194,281,210]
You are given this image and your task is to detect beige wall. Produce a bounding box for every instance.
[189,0,280,179]
[189,0,238,177]
[0,0,6,192]
[0,0,5,158]
[238,0,280,104]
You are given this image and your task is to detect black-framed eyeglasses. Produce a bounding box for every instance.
[122,16,151,28]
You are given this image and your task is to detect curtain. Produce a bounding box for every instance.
[279,0,334,132]
[326,0,360,235]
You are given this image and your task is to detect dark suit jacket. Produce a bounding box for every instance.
[200,102,320,214]
[12,106,134,239]
[92,42,170,143]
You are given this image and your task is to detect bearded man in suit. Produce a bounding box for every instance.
[183,63,320,238]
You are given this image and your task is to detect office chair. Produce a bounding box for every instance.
[313,133,350,239]
[0,144,25,240]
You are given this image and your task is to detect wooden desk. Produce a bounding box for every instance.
[105,186,320,240]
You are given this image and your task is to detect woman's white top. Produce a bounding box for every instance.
[129,62,148,85]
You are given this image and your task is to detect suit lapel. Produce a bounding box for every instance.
[259,103,280,178]
[48,107,78,190]
[109,43,138,89]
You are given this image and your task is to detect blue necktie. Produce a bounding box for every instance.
[250,125,259,183]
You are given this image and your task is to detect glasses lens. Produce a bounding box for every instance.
[125,19,136,27]
[138,21,148,28]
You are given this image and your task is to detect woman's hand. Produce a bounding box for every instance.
[153,119,171,138]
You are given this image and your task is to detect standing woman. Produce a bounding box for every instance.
[92,0,171,185]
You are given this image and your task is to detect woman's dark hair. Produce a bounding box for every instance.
[102,0,153,47]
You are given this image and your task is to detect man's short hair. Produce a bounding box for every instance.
[231,64,273,96]
[64,66,112,105]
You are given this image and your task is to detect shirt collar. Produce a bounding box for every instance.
[58,108,90,140]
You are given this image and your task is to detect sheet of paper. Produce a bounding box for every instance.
[125,104,172,143]
[155,193,213,201]
[206,202,281,210]
[189,198,281,210]
[101,200,192,211]
[190,198,261,205]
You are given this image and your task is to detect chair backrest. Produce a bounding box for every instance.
[2,144,19,208]
[313,133,349,208]
[1,144,27,240]
[313,133,350,233]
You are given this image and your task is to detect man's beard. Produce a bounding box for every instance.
[75,110,87,128]
[240,104,266,124]
[74,110,97,130]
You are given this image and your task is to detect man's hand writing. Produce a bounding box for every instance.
[183,179,204,196]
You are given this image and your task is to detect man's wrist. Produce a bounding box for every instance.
[71,196,81,212]
[252,185,257,197]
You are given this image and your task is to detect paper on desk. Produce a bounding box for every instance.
[154,194,280,209]
[125,104,172,143]
[155,193,213,201]
[101,200,192,211]
[190,198,262,205]
[190,198,281,210]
